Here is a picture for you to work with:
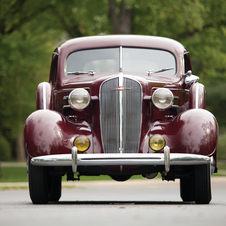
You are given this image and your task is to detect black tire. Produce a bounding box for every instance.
[48,175,62,202]
[180,175,194,202]
[194,164,212,204]
[28,158,62,204]
[28,158,49,204]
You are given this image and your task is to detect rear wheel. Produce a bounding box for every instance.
[194,164,211,204]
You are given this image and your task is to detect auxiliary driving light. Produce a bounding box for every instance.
[149,134,165,152]
[73,135,90,152]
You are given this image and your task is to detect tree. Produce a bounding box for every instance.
[1,0,226,161]
[108,0,132,34]
[0,0,56,161]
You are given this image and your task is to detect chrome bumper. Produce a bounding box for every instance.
[30,146,214,174]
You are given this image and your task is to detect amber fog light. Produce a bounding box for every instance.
[74,135,90,152]
[149,135,165,152]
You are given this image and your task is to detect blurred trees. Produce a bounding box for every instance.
[0,0,226,161]
[0,0,56,160]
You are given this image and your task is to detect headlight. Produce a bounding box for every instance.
[69,88,90,110]
[149,134,165,152]
[152,88,174,110]
[74,135,90,152]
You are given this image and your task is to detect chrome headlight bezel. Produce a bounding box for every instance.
[152,88,174,110]
[68,88,90,110]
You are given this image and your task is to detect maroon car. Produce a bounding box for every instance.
[24,35,218,204]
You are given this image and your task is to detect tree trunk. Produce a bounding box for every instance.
[108,0,132,34]
[16,125,26,162]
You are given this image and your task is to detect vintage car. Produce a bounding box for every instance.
[24,35,218,204]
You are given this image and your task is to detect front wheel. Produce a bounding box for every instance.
[28,158,62,204]
[180,174,194,202]
[28,158,49,204]
[194,164,212,204]
[48,175,62,202]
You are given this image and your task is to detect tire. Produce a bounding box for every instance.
[28,158,49,204]
[194,164,212,204]
[48,175,62,202]
[180,175,194,202]
[28,158,62,204]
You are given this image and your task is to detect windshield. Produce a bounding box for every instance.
[66,47,176,75]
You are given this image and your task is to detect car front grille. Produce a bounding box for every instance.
[100,76,142,153]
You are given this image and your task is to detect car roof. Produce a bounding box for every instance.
[58,35,185,55]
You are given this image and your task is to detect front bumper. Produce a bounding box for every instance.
[30,146,214,174]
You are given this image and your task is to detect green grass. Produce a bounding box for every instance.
[217,162,226,170]
[0,163,225,183]
[0,166,145,183]
[0,167,28,182]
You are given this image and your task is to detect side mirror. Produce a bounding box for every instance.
[181,70,199,84]
[185,74,199,84]
[181,70,192,79]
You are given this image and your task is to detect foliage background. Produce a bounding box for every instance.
[0,0,226,161]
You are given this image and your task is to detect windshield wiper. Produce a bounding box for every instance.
[67,70,95,75]
[148,67,174,74]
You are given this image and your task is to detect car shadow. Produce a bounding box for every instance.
[50,200,195,205]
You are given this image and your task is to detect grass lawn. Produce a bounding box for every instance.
[0,162,225,183]
[0,166,145,183]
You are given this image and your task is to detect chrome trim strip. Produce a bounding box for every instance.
[119,47,123,152]
[43,82,47,110]
[119,73,123,153]
[119,46,123,72]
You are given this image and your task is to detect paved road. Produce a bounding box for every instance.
[0,177,225,226]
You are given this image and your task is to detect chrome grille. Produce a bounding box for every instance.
[100,76,142,153]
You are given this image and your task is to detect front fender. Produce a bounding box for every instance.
[150,109,218,156]
[36,82,53,110]
[189,82,205,109]
[24,110,92,158]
